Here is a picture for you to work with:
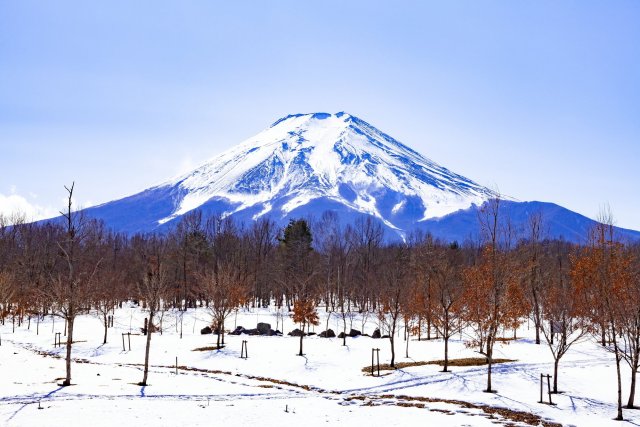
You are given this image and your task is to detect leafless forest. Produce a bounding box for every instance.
[1,192,639,421]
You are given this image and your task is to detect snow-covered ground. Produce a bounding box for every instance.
[0,304,637,426]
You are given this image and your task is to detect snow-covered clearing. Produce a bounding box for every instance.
[0,305,637,426]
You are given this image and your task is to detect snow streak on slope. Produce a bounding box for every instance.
[157,112,493,229]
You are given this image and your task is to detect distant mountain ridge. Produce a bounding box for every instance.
[78,112,640,243]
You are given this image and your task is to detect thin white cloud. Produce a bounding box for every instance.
[0,192,58,223]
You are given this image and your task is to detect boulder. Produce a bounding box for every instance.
[349,329,362,337]
[257,322,272,335]
[229,326,245,335]
[319,329,336,338]
[288,328,306,337]
[371,328,381,339]
[200,326,212,335]
[337,332,347,339]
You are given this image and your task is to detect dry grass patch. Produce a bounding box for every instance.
[192,345,225,352]
[366,394,561,427]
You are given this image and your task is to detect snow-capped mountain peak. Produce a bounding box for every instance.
[156,112,494,233]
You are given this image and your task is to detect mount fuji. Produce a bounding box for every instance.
[81,112,640,243]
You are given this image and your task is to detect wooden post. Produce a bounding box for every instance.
[538,374,554,405]
[241,340,248,359]
[376,348,380,377]
[127,332,131,351]
[538,374,544,403]
[175,357,178,375]
[371,348,375,376]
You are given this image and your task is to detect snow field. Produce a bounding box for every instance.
[1,304,638,426]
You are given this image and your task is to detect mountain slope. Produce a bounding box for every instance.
[79,112,640,243]
[86,112,494,236]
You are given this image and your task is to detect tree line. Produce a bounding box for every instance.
[0,191,639,421]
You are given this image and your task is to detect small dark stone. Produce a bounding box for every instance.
[337,332,346,339]
[372,328,381,339]
[381,334,390,339]
[200,326,213,335]
[349,329,362,337]
[319,329,336,338]
[230,326,245,335]
[288,328,306,337]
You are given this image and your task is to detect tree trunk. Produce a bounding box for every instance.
[342,316,347,346]
[553,357,560,393]
[62,316,74,386]
[103,312,108,344]
[405,326,409,358]
[221,320,225,345]
[443,335,449,372]
[298,321,305,356]
[140,309,154,386]
[442,311,450,372]
[612,329,624,421]
[485,336,493,393]
[298,333,304,356]
[616,351,623,420]
[389,333,396,368]
[486,357,493,392]
[628,364,637,409]
[326,312,330,333]
[532,291,541,345]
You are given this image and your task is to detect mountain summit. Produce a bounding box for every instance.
[156,112,493,233]
[82,112,639,242]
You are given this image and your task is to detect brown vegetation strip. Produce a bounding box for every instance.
[346,394,562,427]
[192,345,225,352]
[360,357,516,373]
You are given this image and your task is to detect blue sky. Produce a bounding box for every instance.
[1,1,639,229]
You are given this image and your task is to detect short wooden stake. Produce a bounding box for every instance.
[538,374,554,405]
[241,340,248,359]
[371,348,381,376]
[122,332,131,351]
